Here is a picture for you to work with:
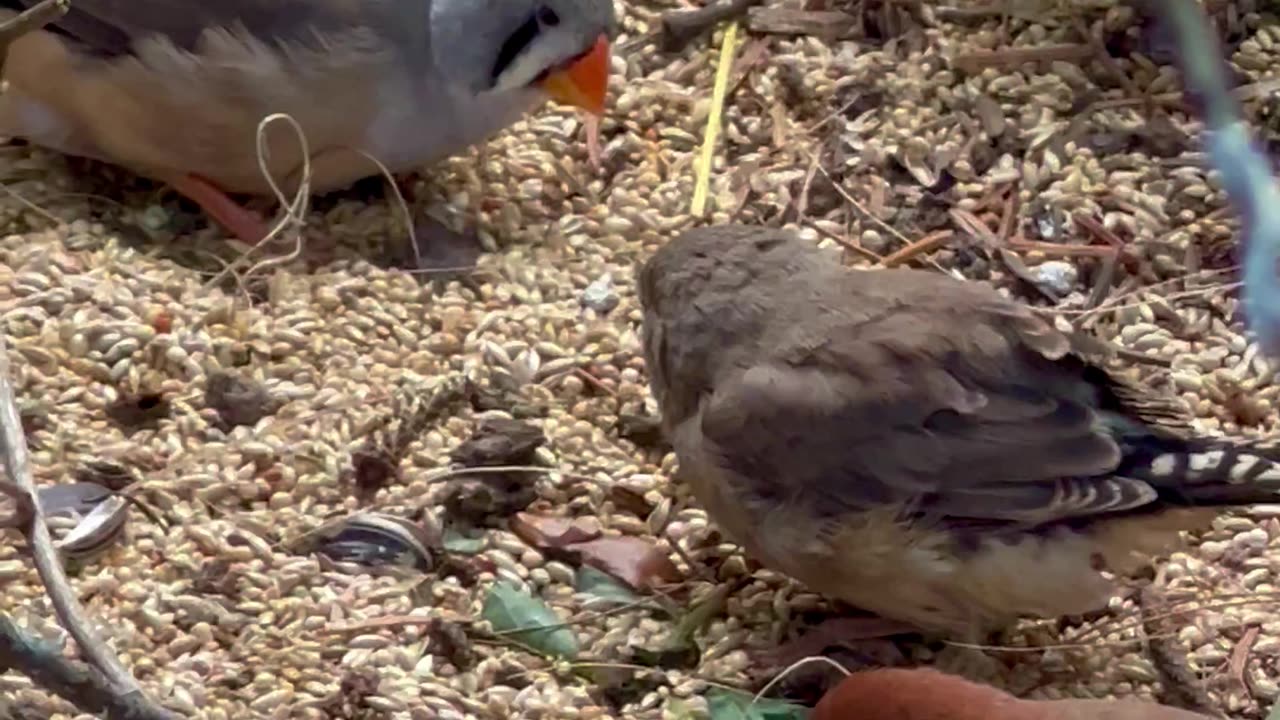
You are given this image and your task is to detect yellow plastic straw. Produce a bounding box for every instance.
[690,21,739,217]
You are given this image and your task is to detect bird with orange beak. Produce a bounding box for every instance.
[0,0,615,244]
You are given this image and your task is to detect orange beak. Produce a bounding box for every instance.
[538,34,610,116]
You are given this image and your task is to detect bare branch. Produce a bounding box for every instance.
[0,614,173,720]
[0,479,34,529]
[660,0,761,52]
[0,334,177,718]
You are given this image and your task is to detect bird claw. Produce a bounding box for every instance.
[752,616,917,672]
[399,214,483,287]
[165,173,271,244]
[931,643,1005,682]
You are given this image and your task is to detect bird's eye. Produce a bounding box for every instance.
[491,13,543,84]
[490,6,563,86]
[537,6,561,26]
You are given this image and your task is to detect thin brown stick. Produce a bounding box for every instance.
[943,632,1184,653]
[1057,281,1244,319]
[802,220,886,265]
[0,614,171,720]
[995,188,1019,244]
[0,479,34,529]
[932,4,1046,24]
[931,4,1008,22]
[1111,346,1174,369]
[792,152,822,220]
[1080,78,1280,118]
[0,335,174,718]
[950,207,1000,247]
[724,37,771,102]
[881,230,955,267]
[1226,625,1259,691]
[1138,585,1225,718]
[661,0,761,52]
[1072,213,1128,250]
[1007,237,1120,258]
[746,7,859,40]
[322,615,442,635]
[814,162,947,273]
[952,43,1094,73]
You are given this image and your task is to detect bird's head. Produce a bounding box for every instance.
[637,226,811,422]
[638,225,814,321]
[430,0,616,115]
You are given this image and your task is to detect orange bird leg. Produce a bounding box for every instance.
[163,173,271,244]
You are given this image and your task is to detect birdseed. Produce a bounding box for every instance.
[1,0,1280,718]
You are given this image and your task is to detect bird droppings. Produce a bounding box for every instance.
[1,1,1279,719]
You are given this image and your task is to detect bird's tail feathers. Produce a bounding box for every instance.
[1122,435,1280,505]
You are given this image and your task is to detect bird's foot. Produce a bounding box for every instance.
[368,169,484,279]
[165,172,271,244]
[391,172,421,202]
[585,115,602,169]
[931,642,1005,682]
[753,616,917,672]
[398,213,482,283]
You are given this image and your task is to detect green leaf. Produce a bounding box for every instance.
[576,566,641,604]
[481,581,579,660]
[673,584,731,644]
[1266,700,1280,720]
[442,527,485,555]
[631,638,701,670]
[630,584,730,670]
[706,689,808,720]
[666,698,697,719]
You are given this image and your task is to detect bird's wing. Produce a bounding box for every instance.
[695,278,1166,528]
[4,0,397,55]
[0,0,417,192]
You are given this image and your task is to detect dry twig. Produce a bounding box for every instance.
[815,162,948,273]
[930,4,1011,23]
[881,230,955,268]
[803,221,886,265]
[0,615,168,720]
[660,0,761,52]
[1225,625,1259,693]
[0,335,176,718]
[1138,584,1224,718]
[746,7,859,40]
[951,43,1093,73]
[0,479,34,528]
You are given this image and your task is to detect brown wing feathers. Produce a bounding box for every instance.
[651,226,1280,534]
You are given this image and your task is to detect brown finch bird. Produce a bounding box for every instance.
[639,225,1280,639]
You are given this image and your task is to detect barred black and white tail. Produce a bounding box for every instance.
[1120,435,1280,506]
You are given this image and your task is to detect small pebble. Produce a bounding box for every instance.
[580,273,620,315]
